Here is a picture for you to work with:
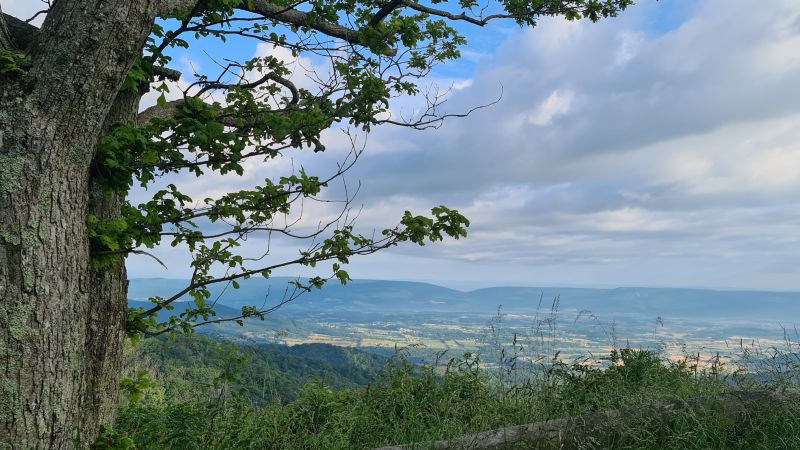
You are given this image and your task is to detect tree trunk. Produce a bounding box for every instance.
[79,89,143,446]
[0,1,155,447]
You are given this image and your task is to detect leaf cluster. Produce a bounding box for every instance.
[0,49,25,76]
[86,0,630,338]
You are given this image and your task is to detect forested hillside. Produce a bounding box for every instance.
[124,334,388,405]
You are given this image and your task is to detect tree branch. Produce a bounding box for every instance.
[147,281,309,336]
[242,0,375,48]
[143,231,401,318]
[137,68,299,127]
[155,152,358,226]
[193,70,299,102]
[0,3,13,51]
[156,0,198,18]
[0,12,12,51]
[152,65,182,81]
[137,99,186,125]
[158,0,359,42]
[1,11,178,82]
[368,0,404,27]
[1,12,38,50]
[398,0,517,26]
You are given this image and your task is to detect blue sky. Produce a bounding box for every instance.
[5,0,800,290]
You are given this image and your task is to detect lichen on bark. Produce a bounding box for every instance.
[0,153,24,196]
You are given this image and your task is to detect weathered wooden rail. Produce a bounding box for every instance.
[374,390,798,450]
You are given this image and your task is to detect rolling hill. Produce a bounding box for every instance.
[128,278,800,321]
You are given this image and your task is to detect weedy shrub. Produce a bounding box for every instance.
[554,348,727,415]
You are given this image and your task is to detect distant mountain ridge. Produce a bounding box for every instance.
[128,278,800,321]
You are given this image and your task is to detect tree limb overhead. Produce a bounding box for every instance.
[1,12,38,50]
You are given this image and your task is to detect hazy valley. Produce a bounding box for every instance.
[129,278,800,368]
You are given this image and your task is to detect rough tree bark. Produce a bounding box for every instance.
[79,89,141,446]
[0,1,156,447]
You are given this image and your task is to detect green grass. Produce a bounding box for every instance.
[110,337,800,449]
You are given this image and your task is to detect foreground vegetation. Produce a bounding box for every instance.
[100,333,800,449]
[118,334,388,406]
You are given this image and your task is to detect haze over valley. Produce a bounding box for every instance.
[130,277,800,367]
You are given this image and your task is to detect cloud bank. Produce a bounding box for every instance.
[323,0,800,289]
[8,0,791,288]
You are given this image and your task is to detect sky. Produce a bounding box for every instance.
[5,0,800,290]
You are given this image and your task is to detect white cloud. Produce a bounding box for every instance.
[612,30,644,67]
[127,0,800,290]
[325,0,800,289]
[526,89,574,126]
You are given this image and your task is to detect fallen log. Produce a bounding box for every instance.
[373,389,799,450]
